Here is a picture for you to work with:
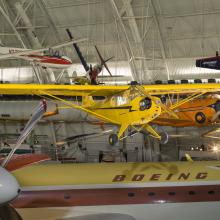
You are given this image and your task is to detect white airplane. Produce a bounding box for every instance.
[0,38,86,69]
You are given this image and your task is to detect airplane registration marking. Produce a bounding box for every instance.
[9,49,25,53]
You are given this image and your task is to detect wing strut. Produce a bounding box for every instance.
[37,90,119,125]
[118,123,130,138]
[143,124,161,140]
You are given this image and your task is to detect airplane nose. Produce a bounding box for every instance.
[0,167,20,205]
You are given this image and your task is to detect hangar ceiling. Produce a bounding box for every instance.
[1,0,220,83]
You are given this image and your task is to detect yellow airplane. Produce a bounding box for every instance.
[4,160,220,220]
[0,83,220,145]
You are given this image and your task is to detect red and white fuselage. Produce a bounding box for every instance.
[0,46,72,69]
[23,54,72,69]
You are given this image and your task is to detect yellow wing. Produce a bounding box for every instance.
[0,83,220,96]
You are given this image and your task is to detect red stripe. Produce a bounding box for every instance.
[12,185,220,208]
[27,55,72,65]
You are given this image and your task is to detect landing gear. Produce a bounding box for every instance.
[160,131,169,144]
[109,134,118,146]
[130,81,139,85]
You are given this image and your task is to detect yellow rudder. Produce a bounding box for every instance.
[82,95,95,107]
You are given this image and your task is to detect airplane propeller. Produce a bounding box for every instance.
[0,100,47,220]
[94,45,113,77]
[66,28,113,84]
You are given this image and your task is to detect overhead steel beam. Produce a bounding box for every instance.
[36,0,62,43]
[15,2,41,49]
[163,9,220,18]
[150,0,170,80]
[16,25,48,30]
[121,0,142,43]
[0,1,42,84]
[116,0,152,82]
[110,0,138,81]
[0,5,26,48]
[46,1,102,9]
[14,1,56,83]
[0,0,9,15]
[122,15,152,20]
[170,33,220,41]
[120,0,132,16]
[14,0,33,26]
[121,0,150,83]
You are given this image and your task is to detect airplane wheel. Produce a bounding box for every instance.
[130,81,139,85]
[109,134,118,146]
[195,112,206,124]
[160,131,169,144]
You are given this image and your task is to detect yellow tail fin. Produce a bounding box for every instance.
[185,153,194,162]
[82,96,95,107]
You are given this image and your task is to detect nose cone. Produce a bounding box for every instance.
[0,167,20,205]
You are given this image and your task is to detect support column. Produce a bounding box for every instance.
[50,122,58,161]
[143,135,153,161]
[151,138,161,162]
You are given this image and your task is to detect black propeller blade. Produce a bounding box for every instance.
[66,29,90,72]
[94,45,113,76]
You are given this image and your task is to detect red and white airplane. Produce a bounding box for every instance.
[0,38,86,69]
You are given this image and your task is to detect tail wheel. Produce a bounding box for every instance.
[195,112,206,124]
[109,134,118,146]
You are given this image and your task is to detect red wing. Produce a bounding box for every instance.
[0,154,50,171]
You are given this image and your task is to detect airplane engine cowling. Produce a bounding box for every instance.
[0,167,20,205]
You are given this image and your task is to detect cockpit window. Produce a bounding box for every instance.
[43,49,62,58]
[116,96,127,105]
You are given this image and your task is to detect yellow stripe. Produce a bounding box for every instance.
[12,161,220,187]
